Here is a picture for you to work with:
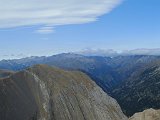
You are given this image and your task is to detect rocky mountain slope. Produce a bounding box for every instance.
[129,108,160,120]
[0,64,127,120]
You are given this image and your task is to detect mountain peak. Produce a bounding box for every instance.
[0,65,127,120]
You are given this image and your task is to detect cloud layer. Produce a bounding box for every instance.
[122,49,160,56]
[77,48,118,57]
[0,0,121,30]
[77,48,160,57]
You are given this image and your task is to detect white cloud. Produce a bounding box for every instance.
[36,26,55,34]
[0,0,122,30]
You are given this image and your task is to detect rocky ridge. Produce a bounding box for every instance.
[0,64,127,120]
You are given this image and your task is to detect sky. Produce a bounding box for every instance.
[0,0,160,59]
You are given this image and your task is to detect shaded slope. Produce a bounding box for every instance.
[0,69,14,78]
[112,62,160,116]
[0,64,127,120]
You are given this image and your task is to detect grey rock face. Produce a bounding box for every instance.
[129,108,160,120]
[0,64,127,120]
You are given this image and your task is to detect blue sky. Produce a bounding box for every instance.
[0,0,160,59]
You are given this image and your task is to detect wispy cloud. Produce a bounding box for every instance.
[1,53,27,60]
[0,0,122,31]
[122,48,160,56]
[35,26,55,34]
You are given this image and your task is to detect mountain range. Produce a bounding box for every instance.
[0,53,160,117]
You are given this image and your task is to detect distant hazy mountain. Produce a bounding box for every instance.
[0,64,127,120]
[129,108,160,120]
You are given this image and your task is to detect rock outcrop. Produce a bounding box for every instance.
[0,64,127,120]
[129,108,160,120]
